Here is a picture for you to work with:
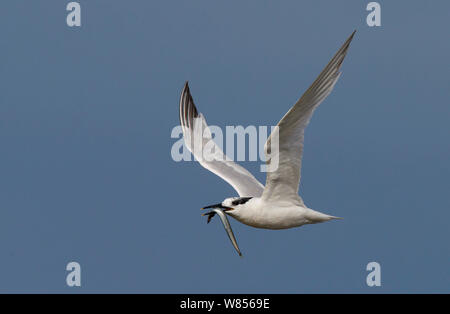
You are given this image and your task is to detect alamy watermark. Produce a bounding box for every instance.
[171,124,279,172]
[66,261,81,287]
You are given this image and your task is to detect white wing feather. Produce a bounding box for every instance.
[179,82,264,197]
[262,31,356,205]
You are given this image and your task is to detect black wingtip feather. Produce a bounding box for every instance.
[179,81,200,131]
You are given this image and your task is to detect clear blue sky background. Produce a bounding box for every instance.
[0,1,449,293]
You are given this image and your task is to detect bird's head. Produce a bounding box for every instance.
[201,198,232,224]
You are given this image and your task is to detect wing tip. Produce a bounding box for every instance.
[343,29,357,52]
[342,29,356,52]
[179,80,200,131]
[331,29,356,71]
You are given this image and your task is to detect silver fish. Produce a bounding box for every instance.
[203,208,242,257]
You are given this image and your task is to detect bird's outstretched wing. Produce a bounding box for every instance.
[179,82,264,197]
[262,31,355,205]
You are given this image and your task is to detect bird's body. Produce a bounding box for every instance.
[224,197,336,230]
[179,31,355,255]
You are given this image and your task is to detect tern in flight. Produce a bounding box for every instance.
[179,31,355,256]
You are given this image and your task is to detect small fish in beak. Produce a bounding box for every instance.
[201,203,233,224]
[201,208,242,257]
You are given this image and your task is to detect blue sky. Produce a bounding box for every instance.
[0,1,449,293]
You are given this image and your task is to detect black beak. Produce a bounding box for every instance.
[202,203,222,210]
[201,203,233,211]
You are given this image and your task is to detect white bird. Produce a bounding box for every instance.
[179,31,355,256]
